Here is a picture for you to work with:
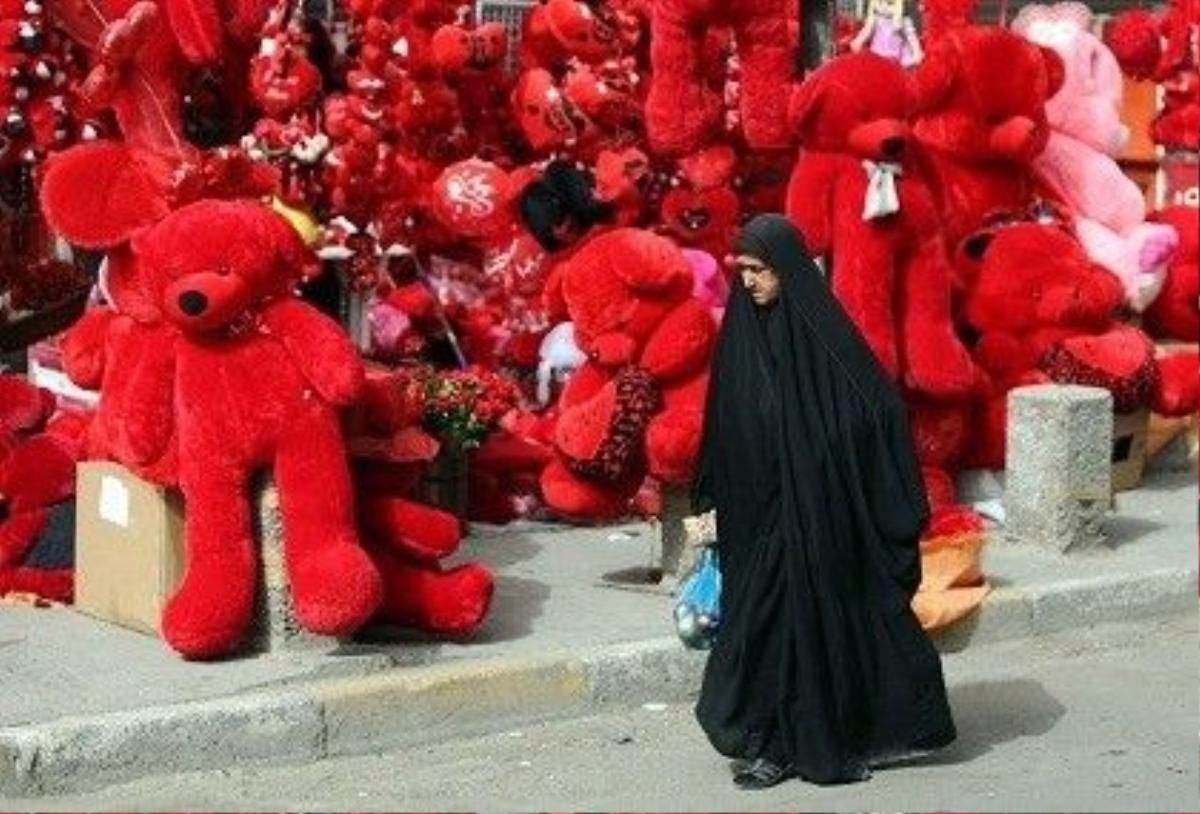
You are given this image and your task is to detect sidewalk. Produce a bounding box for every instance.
[1,469,1195,798]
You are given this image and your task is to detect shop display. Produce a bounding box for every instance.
[0,0,1190,654]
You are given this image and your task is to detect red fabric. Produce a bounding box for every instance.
[786,53,976,401]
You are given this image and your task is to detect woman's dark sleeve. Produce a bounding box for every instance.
[861,408,930,596]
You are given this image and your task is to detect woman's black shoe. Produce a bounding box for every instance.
[733,758,792,789]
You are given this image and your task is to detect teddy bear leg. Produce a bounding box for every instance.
[274,409,383,637]
[372,546,495,637]
[733,0,794,150]
[645,407,703,485]
[646,0,725,156]
[163,467,257,659]
[900,239,977,399]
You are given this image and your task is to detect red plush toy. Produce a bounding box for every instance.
[1106,0,1199,151]
[660,144,741,260]
[911,0,1066,260]
[45,151,383,658]
[349,370,496,637]
[785,52,975,401]
[645,0,792,156]
[0,400,87,605]
[539,228,717,519]
[960,220,1195,467]
[1144,206,1199,344]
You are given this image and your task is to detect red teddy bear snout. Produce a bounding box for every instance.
[165,272,252,331]
[848,118,911,161]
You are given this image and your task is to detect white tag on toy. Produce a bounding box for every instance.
[98,475,130,528]
[862,160,903,220]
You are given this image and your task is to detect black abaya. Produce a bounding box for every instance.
[692,214,956,785]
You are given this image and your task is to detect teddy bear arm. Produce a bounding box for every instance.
[785,159,838,256]
[262,299,366,407]
[119,327,177,467]
[60,308,118,390]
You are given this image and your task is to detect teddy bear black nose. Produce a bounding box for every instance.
[882,137,905,158]
[0,495,9,524]
[177,290,209,317]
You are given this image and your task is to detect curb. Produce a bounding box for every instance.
[2,564,1196,798]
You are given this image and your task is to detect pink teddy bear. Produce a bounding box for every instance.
[1015,1,1178,312]
[682,248,729,323]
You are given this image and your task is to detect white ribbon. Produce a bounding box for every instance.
[862,160,903,221]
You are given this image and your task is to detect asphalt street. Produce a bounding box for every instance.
[8,612,1197,812]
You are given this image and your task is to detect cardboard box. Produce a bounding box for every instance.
[1112,409,1150,494]
[75,462,185,636]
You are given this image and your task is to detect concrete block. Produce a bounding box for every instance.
[1005,385,1113,553]
[581,638,706,705]
[3,690,323,795]
[246,477,344,655]
[657,484,693,580]
[317,655,590,757]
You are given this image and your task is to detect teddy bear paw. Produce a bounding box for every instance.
[162,576,256,660]
[1135,224,1179,276]
[288,539,384,637]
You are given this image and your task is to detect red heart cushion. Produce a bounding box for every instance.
[1040,326,1159,412]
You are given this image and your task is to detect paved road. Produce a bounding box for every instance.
[10,613,1197,811]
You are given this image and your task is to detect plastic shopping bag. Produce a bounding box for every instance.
[673,546,721,650]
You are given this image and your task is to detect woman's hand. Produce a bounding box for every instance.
[684,510,718,547]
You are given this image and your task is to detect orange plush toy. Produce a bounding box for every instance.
[785,52,976,401]
[645,0,793,156]
[539,229,717,519]
[911,0,1066,261]
[45,160,383,659]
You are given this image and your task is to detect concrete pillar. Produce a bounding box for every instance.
[245,476,345,654]
[1004,385,1113,553]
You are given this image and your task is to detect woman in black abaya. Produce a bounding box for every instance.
[691,214,956,789]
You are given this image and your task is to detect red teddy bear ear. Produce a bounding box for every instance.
[40,141,172,250]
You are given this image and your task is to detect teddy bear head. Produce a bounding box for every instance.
[1014,2,1128,157]
[127,200,315,334]
[543,0,625,63]
[430,21,508,73]
[549,228,693,360]
[913,23,1065,163]
[660,145,741,259]
[789,52,915,161]
[430,158,517,241]
[961,221,1124,336]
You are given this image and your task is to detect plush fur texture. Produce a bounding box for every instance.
[1016,3,1179,312]
[660,145,741,260]
[1144,206,1199,344]
[785,53,976,401]
[645,0,792,155]
[0,385,86,604]
[539,228,716,519]
[911,0,1065,259]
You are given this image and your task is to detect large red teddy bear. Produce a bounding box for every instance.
[539,228,717,519]
[645,0,793,156]
[785,52,976,401]
[911,0,1066,265]
[53,195,385,660]
[960,219,1198,468]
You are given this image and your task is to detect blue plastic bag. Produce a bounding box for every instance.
[674,546,721,650]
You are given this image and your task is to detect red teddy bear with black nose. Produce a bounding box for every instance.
[45,154,384,658]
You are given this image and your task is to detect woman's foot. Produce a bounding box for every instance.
[733,758,792,789]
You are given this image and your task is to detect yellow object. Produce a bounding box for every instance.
[268,197,322,246]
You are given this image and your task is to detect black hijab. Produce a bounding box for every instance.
[691,215,950,783]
